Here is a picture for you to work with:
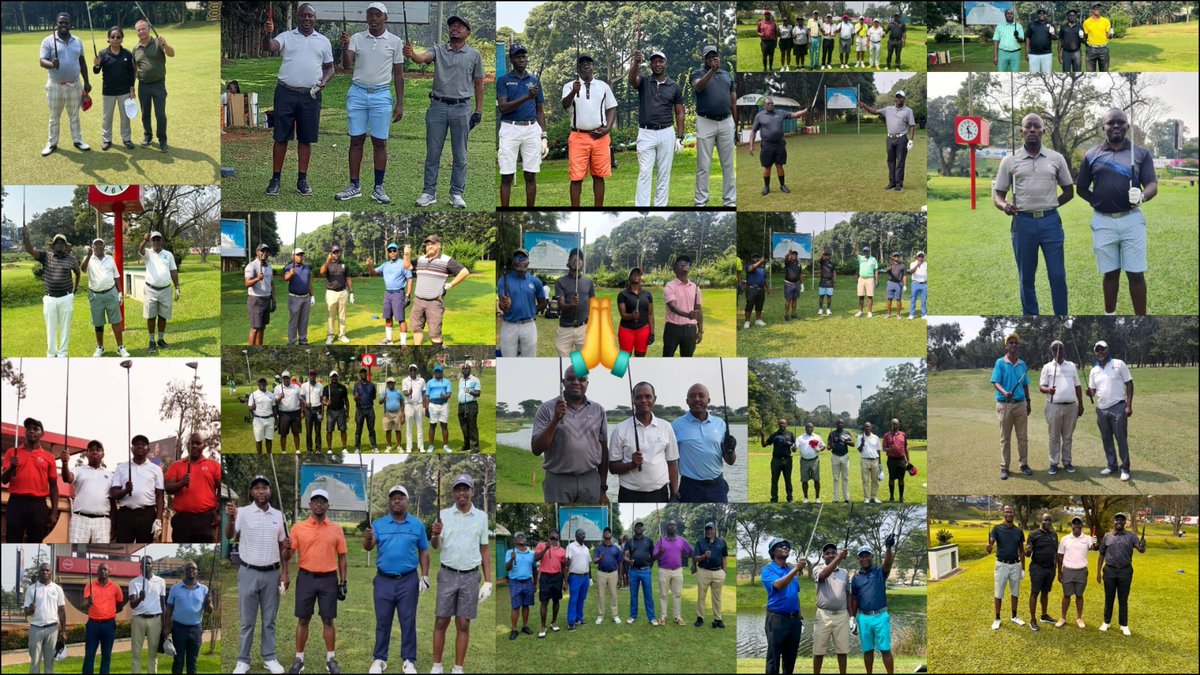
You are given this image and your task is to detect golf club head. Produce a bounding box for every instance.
[119,360,133,369]
[185,361,199,369]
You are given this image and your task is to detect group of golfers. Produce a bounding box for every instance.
[992,4,1120,73]
[755,10,909,72]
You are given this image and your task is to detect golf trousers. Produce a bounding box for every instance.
[996,401,1030,470]
[627,567,655,622]
[830,453,851,501]
[499,320,537,357]
[765,610,802,675]
[1045,401,1078,467]
[404,402,424,451]
[170,621,202,675]
[886,43,903,69]
[696,568,725,621]
[305,408,322,452]
[1029,53,1053,72]
[997,49,1021,72]
[423,99,470,198]
[596,570,619,619]
[372,571,419,664]
[29,623,57,674]
[821,38,835,66]
[139,80,168,143]
[770,455,794,502]
[1062,50,1082,72]
[909,282,928,317]
[287,295,311,345]
[7,494,50,543]
[658,567,684,620]
[695,115,736,206]
[1095,401,1130,472]
[1102,565,1132,626]
[567,573,590,625]
[44,293,74,357]
[860,457,880,501]
[46,80,83,146]
[1087,45,1110,72]
[130,613,162,674]
[84,618,116,675]
[325,289,348,339]
[355,407,377,449]
[1011,210,1068,315]
[458,401,479,452]
[870,42,882,67]
[237,565,280,667]
[662,322,697,357]
[886,135,908,187]
[101,94,133,144]
[809,37,822,68]
[635,126,676,207]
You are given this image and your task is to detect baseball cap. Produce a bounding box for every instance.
[1006,332,1021,343]
[150,231,163,239]
[310,489,330,502]
[464,360,475,368]
[386,376,395,383]
[842,14,849,19]
[1114,512,1128,520]
[81,91,93,111]
[308,369,317,374]
[1070,516,1083,524]
[861,245,870,252]
[892,251,901,257]
[367,1,388,14]
[452,473,474,489]
[257,377,267,383]
[386,243,398,250]
[895,90,907,98]
[822,543,838,553]
[649,50,666,60]
[1094,340,1108,350]
[433,364,443,371]
[512,248,529,258]
[1037,7,1047,13]
[576,53,594,63]
[856,546,874,555]
[424,234,442,244]
[702,45,718,56]
[1050,339,1064,350]
[509,43,528,56]
[389,485,408,497]
[329,370,339,377]
[408,363,419,370]
[92,237,105,245]
[293,248,304,255]
[916,250,925,257]
[705,522,715,529]
[447,15,470,30]
[257,243,271,252]
[281,370,291,378]
[768,537,791,553]
[250,475,271,488]
[331,244,342,252]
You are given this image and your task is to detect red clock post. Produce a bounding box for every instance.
[954,116,990,209]
[87,185,145,321]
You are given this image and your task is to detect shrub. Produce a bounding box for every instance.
[1110,10,1131,38]
[442,239,485,270]
[936,528,955,545]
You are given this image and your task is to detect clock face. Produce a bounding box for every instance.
[95,185,129,196]
[957,119,979,141]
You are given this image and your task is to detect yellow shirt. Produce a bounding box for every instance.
[807,19,822,38]
[1082,15,1111,46]
[856,24,869,38]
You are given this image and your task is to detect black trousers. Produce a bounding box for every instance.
[662,323,697,357]
[355,407,377,448]
[1102,565,1133,626]
[7,494,49,542]
[765,611,803,675]
[305,408,323,451]
[618,484,669,502]
[886,43,902,68]
[458,401,479,451]
[887,136,908,186]
[115,506,156,543]
[171,621,202,675]
[821,39,834,65]
[770,456,793,502]
[171,511,216,543]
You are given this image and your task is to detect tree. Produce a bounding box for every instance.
[748,358,804,437]
[733,504,771,579]
[158,380,221,460]
[927,322,962,371]
[518,399,542,418]
[1160,495,1198,538]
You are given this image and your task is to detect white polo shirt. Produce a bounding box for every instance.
[128,574,166,615]
[87,255,119,292]
[72,464,114,515]
[1057,532,1094,570]
[111,460,164,509]
[562,78,617,131]
[857,433,881,460]
[796,432,826,460]
[144,248,177,288]
[24,581,65,627]
[300,381,324,408]
[274,383,302,412]
[349,29,404,88]
[566,541,591,575]
[248,389,275,416]
[402,376,425,405]
[234,503,286,567]
[1088,358,1132,409]
[275,28,334,88]
[1039,359,1080,404]
[609,415,679,493]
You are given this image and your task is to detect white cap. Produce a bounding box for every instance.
[367,1,388,14]
[408,363,419,370]
[293,248,304,255]
[150,231,163,239]
[895,90,906,98]
[329,370,339,377]
[310,489,330,502]
[281,370,291,378]
[1094,340,1108,349]
[463,360,475,368]
[388,485,408,497]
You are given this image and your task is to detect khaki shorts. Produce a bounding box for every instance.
[383,410,403,431]
[812,608,851,656]
[856,277,875,297]
[143,284,173,320]
[409,296,445,339]
[555,324,587,357]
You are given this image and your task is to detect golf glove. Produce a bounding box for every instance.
[349,293,356,304]
[174,287,181,301]
[443,282,453,292]
[541,137,550,159]
[309,85,321,99]
[675,138,684,154]
[478,581,493,603]
[1078,29,1086,39]
[1107,28,1114,37]
[469,112,482,130]
[647,333,655,346]
[1019,568,1025,580]
[117,292,124,304]
[310,295,315,306]
[1127,187,1143,205]
[850,617,859,635]
[337,581,347,601]
[420,575,431,595]
[1048,25,1055,36]
[885,533,896,549]
[906,139,913,151]
[589,577,594,587]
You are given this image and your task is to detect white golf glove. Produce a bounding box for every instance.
[675,138,684,154]
[541,137,549,159]
[117,292,124,305]
[174,287,181,301]
[478,581,493,603]
[1078,29,1085,39]
[1019,568,1025,580]
[850,616,859,635]
[419,575,430,596]
[310,295,315,306]
[1127,187,1143,205]
[1048,25,1055,36]
[589,577,594,587]
[349,293,356,304]
[309,85,321,99]
[443,282,453,292]
[906,139,914,151]
[1107,28,1114,37]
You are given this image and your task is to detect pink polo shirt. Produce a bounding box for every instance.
[663,279,702,326]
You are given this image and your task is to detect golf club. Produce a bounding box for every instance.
[401,0,410,45]
[120,359,133,497]
[86,0,97,56]
[627,364,642,473]
[843,500,854,550]
[133,1,160,39]
[719,357,735,461]
[802,501,825,562]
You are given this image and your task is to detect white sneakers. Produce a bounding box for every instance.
[802,498,809,504]
[443,445,453,453]
[94,346,105,357]
[1120,471,1130,481]
[867,312,873,318]
[1010,616,1025,626]
[872,497,882,504]
[339,335,351,343]
[1099,622,1110,632]
[117,346,131,357]
[1100,468,1113,476]
[991,619,1001,630]
[1120,625,1131,636]
[755,319,767,327]
[814,497,822,503]
[430,664,443,674]
[613,616,622,624]
[855,311,863,317]
[743,321,750,329]
[415,194,437,207]
[596,617,604,625]
[369,660,387,674]
[402,660,418,674]
[264,660,286,674]
[233,663,251,675]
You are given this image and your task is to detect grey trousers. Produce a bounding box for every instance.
[237,565,281,666]
[287,295,311,345]
[423,100,470,197]
[542,469,601,504]
[694,115,736,206]
[29,623,58,674]
[101,94,132,144]
[1044,401,1078,467]
[1096,401,1130,472]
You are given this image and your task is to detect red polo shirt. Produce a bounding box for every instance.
[3,446,58,497]
[84,580,124,621]
[164,456,221,513]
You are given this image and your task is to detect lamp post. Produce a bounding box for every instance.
[119,360,133,458]
[243,349,251,383]
[177,361,200,461]
[825,388,833,427]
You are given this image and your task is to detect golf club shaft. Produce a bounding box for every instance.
[628,366,641,472]
[134,1,160,39]
[87,1,96,55]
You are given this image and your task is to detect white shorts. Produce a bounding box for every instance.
[855,36,868,50]
[427,402,450,424]
[143,284,173,320]
[498,121,543,175]
[253,416,275,441]
[1091,209,1147,274]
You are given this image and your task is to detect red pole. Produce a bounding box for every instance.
[969,145,977,210]
[114,202,126,322]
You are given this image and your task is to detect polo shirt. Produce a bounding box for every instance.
[880,105,916,135]
[851,566,887,612]
[274,28,334,88]
[994,146,1073,212]
[374,258,412,292]
[496,70,543,122]
[828,429,852,457]
[672,412,728,481]
[990,524,1025,561]
[856,434,881,460]
[425,377,452,404]
[291,516,348,574]
[991,356,1030,402]
[532,397,608,474]
[111,460,164,509]
[129,575,165,615]
[1026,20,1054,54]
[438,504,488,570]
[762,562,800,613]
[813,564,849,610]
[498,271,544,322]
[1057,532,1094,569]
[248,389,275,416]
[371,512,429,575]
[234,503,286,567]
[992,21,1024,51]
[1088,358,1132,409]
[663,278,701,326]
[636,75,682,128]
[887,21,906,43]
[35,251,78,297]
[1076,142,1157,213]
[97,47,136,96]
[72,464,114,515]
[276,383,302,412]
[1039,360,1080,403]
[752,109,787,143]
[282,262,312,296]
[555,275,595,327]
[778,25,792,39]
[167,581,208,626]
[624,537,654,568]
[820,259,836,287]
[869,26,885,43]
[609,415,679,493]
[300,381,324,408]
[402,376,425,404]
[144,248,177,287]
[807,19,822,39]
[430,42,484,100]
[695,537,727,571]
[691,68,734,120]
[244,259,273,297]
[353,380,378,409]
[757,20,777,40]
[508,548,536,580]
[381,387,404,413]
[1100,530,1139,568]
[25,581,65,626]
[886,262,906,284]
[617,288,652,329]
[132,38,167,83]
[87,255,119,292]
[348,29,403,88]
[1059,22,1083,51]
[838,21,854,40]
[1082,15,1111,46]
[3,446,57,497]
[534,542,566,574]
[857,255,878,278]
[324,382,348,411]
[655,536,692,570]
[457,376,480,405]
[164,457,220,513]
[794,26,810,44]
[594,543,622,573]
[324,260,348,291]
[84,580,124,621]
[41,34,85,82]
[414,254,465,300]
[783,259,802,283]
[882,431,906,459]
[855,23,868,38]
[562,77,617,131]
[797,432,825,460]
[765,430,795,459]
[1027,528,1059,567]
[566,541,591,574]
[909,260,927,283]
[745,263,766,287]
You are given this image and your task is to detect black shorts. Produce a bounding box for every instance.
[760,39,777,56]
[296,569,339,620]
[1029,563,1055,595]
[273,83,322,145]
[538,572,563,602]
[780,38,794,51]
[326,408,348,432]
[248,295,271,329]
[760,141,786,168]
[278,410,302,435]
[745,285,765,313]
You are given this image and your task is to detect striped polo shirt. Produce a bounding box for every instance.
[414,254,466,300]
[37,250,78,297]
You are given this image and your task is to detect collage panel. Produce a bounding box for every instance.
[494,502,737,672]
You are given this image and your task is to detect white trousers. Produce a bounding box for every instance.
[44,294,74,357]
[404,402,425,451]
[636,126,676,207]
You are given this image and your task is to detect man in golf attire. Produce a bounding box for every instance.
[563,53,618,207]
[988,505,1026,630]
[365,485,430,674]
[992,333,1032,480]
[692,522,727,629]
[282,248,314,345]
[1025,9,1056,73]
[379,376,405,452]
[849,540,895,675]
[691,45,737,207]
[1097,512,1144,635]
[760,538,805,675]
[64,440,113,544]
[424,365,453,453]
[855,422,881,503]
[132,19,174,152]
[227,476,291,674]
[1086,340,1134,481]
[287,489,348,674]
[364,242,414,346]
[827,421,853,503]
[1038,340,1083,475]
[655,521,693,626]
[629,48,684,207]
[749,97,807,195]
[128,557,165,675]
[81,237,129,357]
[992,9,1024,72]
[320,245,353,344]
[1059,10,1084,72]
[854,246,877,319]
[40,12,92,156]
[410,235,470,347]
[1056,516,1095,628]
[1025,512,1059,630]
[857,92,915,192]
[402,365,426,452]
[24,229,80,357]
[796,422,825,503]
[1082,3,1114,72]
[811,544,851,675]
[497,43,547,207]
[24,562,66,675]
[456,361,482,453]
[497,248,545,358]
[300,370,324,453]
[430,474,492,674]
[554,248,594,358]
[139,230,180,352]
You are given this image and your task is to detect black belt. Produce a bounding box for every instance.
[1105,565,1130,570]
[569,572,589,577]
[858,608,886,616]
[301,569,337,578]
[441,564,478,574]
[503,119,538,126]
[385,288,406,293]
[45,291,71,298]
[74,512,109,518]
[278,81,317,94]
[769,610,800,618]
[279,409,300,415]
[699,114,730,121]
[997,558,1019,564]
[1053,401,1078,405]
[630,565,650,570]
[699,566,723,572]
[460,400,478,405]
[240,561,280,572]
[639,123,673,131]
[377,569,417,579]
[146,282,172,290]
[91,285,116,293]
[254,414,273,419]
[136,613,162,618]
[506,318,534,324]
[570,127,601,133]
[1063,48,1081,53]
[430,94,469,105]
[683,476,723,486]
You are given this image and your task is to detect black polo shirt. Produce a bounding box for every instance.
[827,429,851,456]
[624,536,654,568]
[325,382,348,411]
[766,430,795,459]
[1059,22,1083,51]
[784,259,802,283]
[990,524,1025,562]
[691,68,734,120]
[1027,528,1059,567]
[695,537,727,571]
[1076,141,1157,213]
[636,75,682,129]
[1026,20,1054,55]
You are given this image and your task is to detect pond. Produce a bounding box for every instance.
[737,607,926,658]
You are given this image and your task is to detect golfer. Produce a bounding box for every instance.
[248,377,277,454]
[554,248,594,357]
[497,248,545,358]
[423,365,453,453]
[366,485,430,674]
[1058,11,1084,72]
[277,370,304,454]
[663,255,703,357]
[262,3,334,196]
[110,434,164,544]
[987,505,1027,630]
[564,528,592,630]
[536,530,568,635]
[817,248,836,315]
[81,237,129,356]
[749,97,807,195]
[128,557,165,675]
[629,49,684,207]
[24,229,79,357]
[761,537,805,675]
[245,243,275,346]
[836,14,854,69]
[854,246,878,318]
[1025,9,1056,73]
[402,365,426,452]
[92,26,135,150]
[992,332,1032,479]
[133,19,173,152]
[1086,340,1134,481]
[1076,107,1157,315]
[993,112,1074,316]
[320,245,353,344]
[562,54,618,207]
[1055,516,1095,628]
[140,230,180,352]
[616,268,654,357]
[1097,512,1145,635]
[742,253,768,329]
[855,422,881,503]
[287,489,348,675]
[796,422,825,503]
[609,381,681,502]
[377,377,405,452]
[885,14,907,70]
[693,522,728,628]
[405,15,484,209]
[410,235,469,347]
[82,563,125,675]
[336,1,404,204]
[164,560,212,675]
[811,544,851,675]
[63,440,112,544]
[24,563,66,675]
[849,539,896,675]
[756,11,779,71]
[2,417,61,542]
[881,419,908,502]
[868,20,885,69]
[792,24,811,74]
[807,12,823,70]
[364,242,414,345]
[40,12,92,156]
[1082,3,1114,72]
[655,521,692,626]
[827,421,853,503]
[993,9,1025,72]
[857,91,915,192]
[1025,512,1059,630]
[1038,340,1083,474]
[353,368,379,452]
[300,370,324,452]
[164,432,220,543]
[497,43,547,208]
[761,419,796,503]
[323,370,350,451]
[778,17,793,71]
[282,247,314,345]
[782,250,802,322]
[820,14,836,69]
[593,528,623,625]
[907,251,927,319]
[854,16,869,69]
[457,361,482,453]
[883,251,906,319]
[227,476,290,675]
[531,367,609,503]
[430,473,492,674]
[623,522,657,625]
[673,383,736,502]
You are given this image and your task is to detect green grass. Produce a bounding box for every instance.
[0,259,221,356]
[927,175,1199,315]
[736,275,928,358]
[927,530,1198,673]
[33,640,221,674]
[220,59,495,212]
[496,287,736,357]
[926,22,1200,72]
[220,549,495,673]
[496,444,542,503]
[221,366,495,455]
[746,429,928,503]
[927,367,1199,494]
[736,655,925,673]
[495,148,726,207]
[737,130,928,212]
[737,21,928,72]
[0,23,221,184]
[220,261,497,345]
[495,559,736,673]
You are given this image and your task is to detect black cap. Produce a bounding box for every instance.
[250,475,271,488]
[577,53,594,63]
[1071,516,1083,524]
[822,543,838,553]
[23,417,43,429]
[509,43,527,57]
[447,15,470,30]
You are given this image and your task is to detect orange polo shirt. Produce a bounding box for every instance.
[290,516,348,574]
[84,580,124,621]
[164,456,221,513]
[2,446,58,497]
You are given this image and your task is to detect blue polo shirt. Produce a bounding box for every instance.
[594,543,622,573]
[851,565,888,613]
[166,581,208,626]
[374,258,413,293]
[498,271,544,322]
[672,412,729,481]
[1076,141,1157,214]
[283,262,312,296]
[761,562,800,613]
[746,262,766,287]
[991,356,1029,402]
[508,548,536,581]
[381,387,403,413]
[496,70,544,122]
[425,377,452,404]
[372,512,429,576]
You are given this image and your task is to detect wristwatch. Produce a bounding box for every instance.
[600,483,609,491]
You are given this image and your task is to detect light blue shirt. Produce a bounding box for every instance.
[166,581,208,626]
[426,377,452,404]
[671,412,728,481]
[991,356,1030,402]
[41,33,85,82]
[381,387,404,413]
[372,512,429,575]
[458,375,481,405]
[508,548,536,580]
[374,258,413,292]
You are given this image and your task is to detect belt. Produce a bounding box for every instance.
[416,295,442,302]
[819,608,846,614]
[503,119,538,126]
[120,505,154,511]
[278,81,317,94]
[441,564,478,574]
[52,80,78,86]
[569,572,589,577]
[460,400,478,405]
[699,565,723,572]
[279,408,300,414]
[385,288,406,293]
[91,285,116,294]
[997,558,1019,564]
[1105,565,1130,570]
[288,292,311,298]
[858,608,886,616]
[747,284,765,289]
[630,565,650,570]
[682,475,722,486]
[353,83,389,93]
[768,610,800,618]
[240,561,280,572]
[1017,208,1057,218]
[888,133,907,138]
[640,123,673,131]
[699,114,730,121]
[146,282,172,290]
[45,291,71,298]
[301,569,337,578]
[570,127,601,133]
[429,93,469,104]
[1097,209,1137,217]
[378,569,417,579]
[506,318,534,324]
[1053,401,1078,405]
[74,512,109,518]
[254,414,274,419]
[1001,48,1021,53]
[135,613,162,618]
